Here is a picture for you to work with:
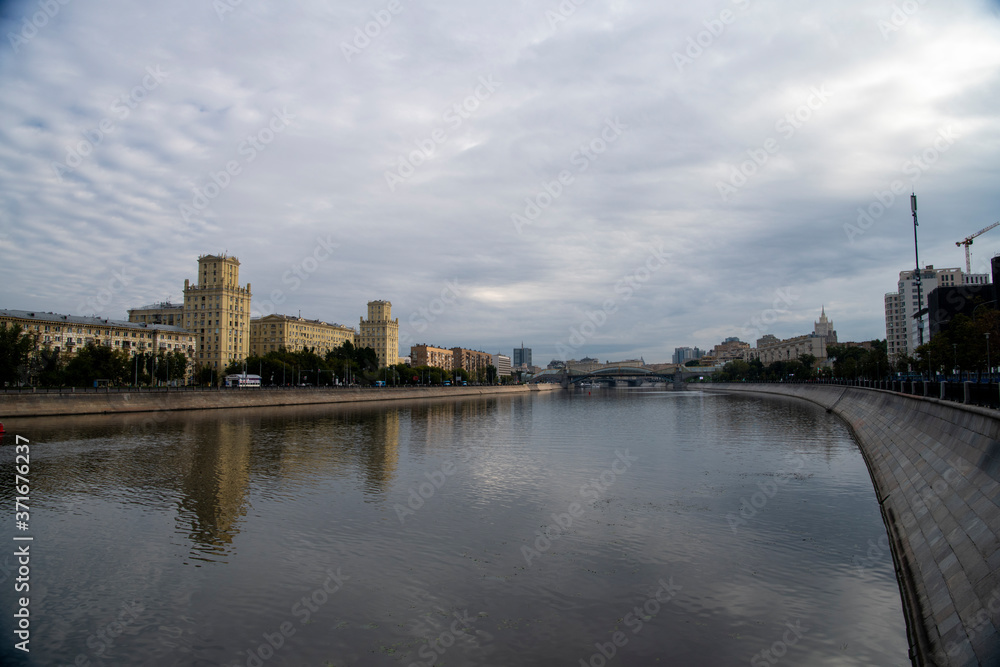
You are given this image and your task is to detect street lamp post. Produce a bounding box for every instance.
[911,194,924,352]
[986,332,991,384]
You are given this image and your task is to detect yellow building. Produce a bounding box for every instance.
[128,301,184,327]
[250,314,356,356]
[358,300,399,368]
[183,254,252,372]
[0,309,197,378]
[410,344,453,370]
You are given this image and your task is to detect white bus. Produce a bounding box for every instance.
[224,373,262,388]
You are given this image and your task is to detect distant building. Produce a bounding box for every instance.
[749,308,838,366]
[411,344,453,370]
[358,300,399,368]
[249,314,355,356]
[452,347,492,377]
[492,353,512,376]
[183,254,252,372]
[672,347,704,364]
[513,343,532,368]
[885,265,990,360]
[547,359,565,369]
[128,301,184,327]
[712,338,750,362]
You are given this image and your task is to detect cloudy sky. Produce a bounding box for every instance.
[1,0,998,364]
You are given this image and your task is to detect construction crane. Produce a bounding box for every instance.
[956,222,1000,273]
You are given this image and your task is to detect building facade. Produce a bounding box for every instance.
[748,308,838,367]
[0,309,196,378]
[672,347,704,365]
[358,300,399,368]
[452,347,492,377]
[250,314,356,356]
[183,254,252,372]
[492,353,512,377]
[885,266,990,360]
[410,344,453,370]
[128,302,184,327]
[513,344,532,369]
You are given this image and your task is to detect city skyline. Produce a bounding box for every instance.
[2,1,999,362]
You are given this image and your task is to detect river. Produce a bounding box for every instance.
[0,387,908,666]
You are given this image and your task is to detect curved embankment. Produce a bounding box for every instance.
[0,383,561,418]
[706,384,1000,667]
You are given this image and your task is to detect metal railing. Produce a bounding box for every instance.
[716,378,1000,410]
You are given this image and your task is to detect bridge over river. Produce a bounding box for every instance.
[530,362,723,387]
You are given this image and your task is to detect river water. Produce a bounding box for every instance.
[0,388,908,666]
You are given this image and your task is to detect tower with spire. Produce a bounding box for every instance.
[813,307,837,344]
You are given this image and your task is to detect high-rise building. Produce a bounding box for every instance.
[183,254,252,372]
[885,266,989,360]
[672,347,704,365]
[358,300,399,368]
[513,343,532,368]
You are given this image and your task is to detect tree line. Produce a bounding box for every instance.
[0,324,502,388]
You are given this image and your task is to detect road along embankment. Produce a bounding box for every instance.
[0,383,562,418]
[706,383,1000,667]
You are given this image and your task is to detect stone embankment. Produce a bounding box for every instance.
[706,383,999,667]
[0,383,561,418]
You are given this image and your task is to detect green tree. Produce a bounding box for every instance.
[0,323,35,386]
[63,343,132,386]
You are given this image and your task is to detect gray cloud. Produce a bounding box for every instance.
[1,0,998,362]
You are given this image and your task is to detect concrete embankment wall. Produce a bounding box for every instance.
[0,383,562,418]
[707,384,1000,667]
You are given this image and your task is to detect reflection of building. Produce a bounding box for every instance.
[249,314,355,356]
[183,254,252,372]
[178,420,252,555]
[411,344,453,369]
[358,300,399,368]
